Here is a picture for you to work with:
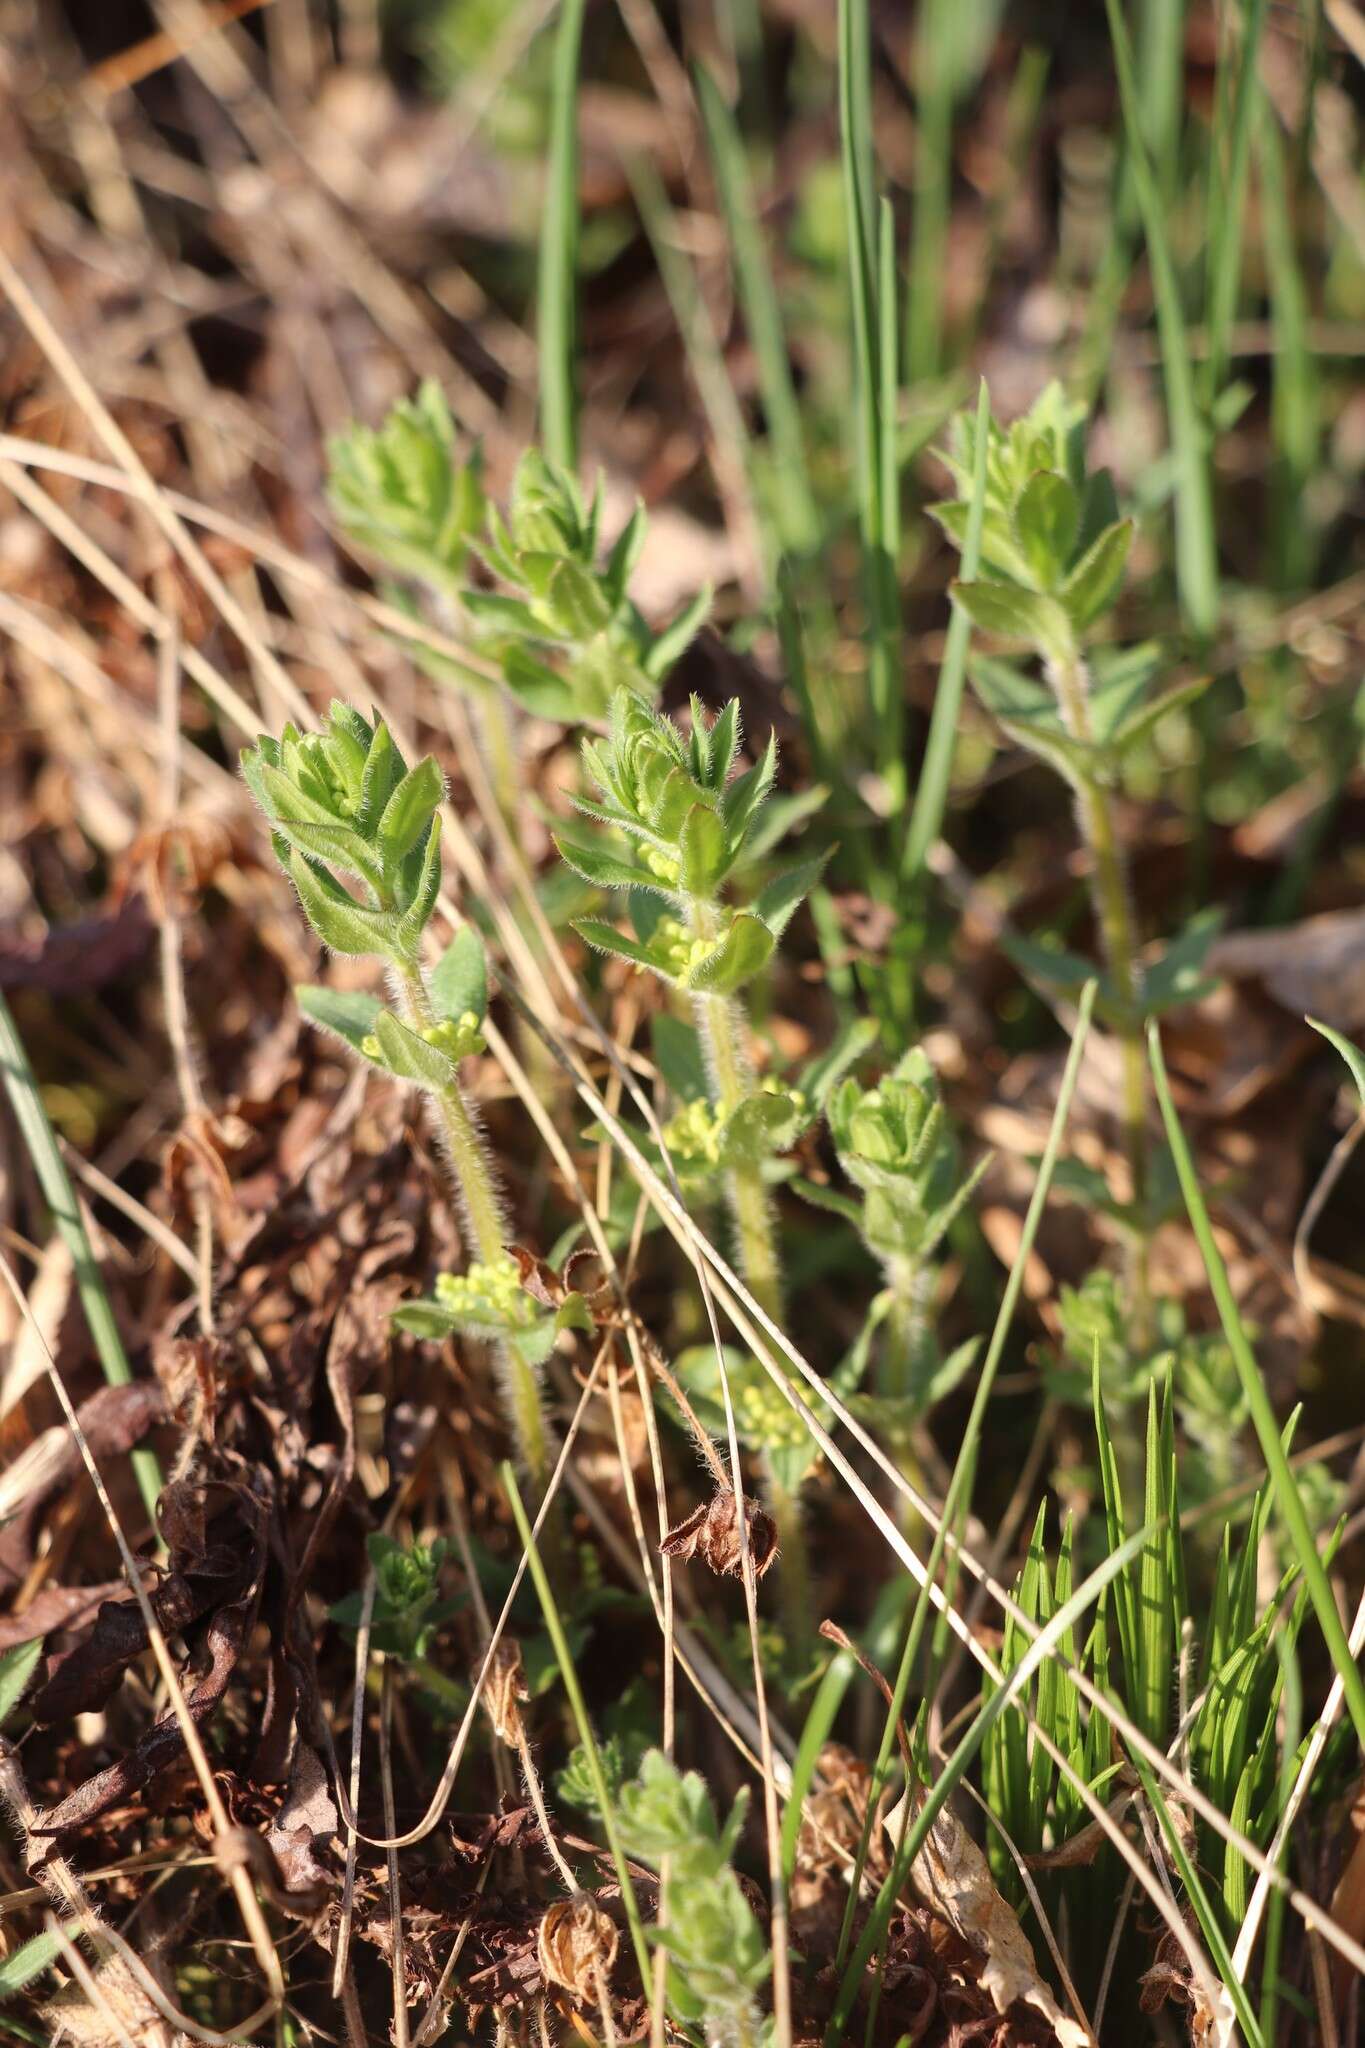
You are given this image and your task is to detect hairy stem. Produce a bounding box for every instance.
[394,965,551,1487]
[687,903,810,1652]
[1047,642,1152,1341]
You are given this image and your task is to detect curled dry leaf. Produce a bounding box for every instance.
[536,1893,619,2000]
[481,1640,529,1750]
[660,1487,779,1580]
[883,1787,1090,2048]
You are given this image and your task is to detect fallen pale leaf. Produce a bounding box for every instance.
[883,1787,1091,2046]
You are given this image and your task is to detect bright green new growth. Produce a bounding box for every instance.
[465,451,710,720]
[327,392,711,727]
[327,379,485,595]
[558,692,818,1010]
[239,704,551,1485]
[931,384,1210,1337]
[330,1532,454,1663]
[824,1050,987,1426]
[617,1750,769,2048]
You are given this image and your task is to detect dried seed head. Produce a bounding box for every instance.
[536,1892,619,1998]
[660,1489,779,1581]
[480,1640,529,1749]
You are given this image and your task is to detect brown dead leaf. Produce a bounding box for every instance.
[264,1741,337,1911]
[883,1787,1090,2047]
[1208,908,1365,1034]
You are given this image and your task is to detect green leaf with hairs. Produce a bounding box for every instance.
[1059,518,1133,628]
[951,580,1072,660]
[297,985,385,1060]
[573,919,669,978]
[753,851,831,941]
[688,912,774,994]
[372,1009,458,1092]
[1013,470,1080,590]
[678,802,728,895]
[555,827,661,895]
[290,852,398,958]
[0,1929,62,2001]
[0,1638,43,1728]
[377,757,445,861]
[430,927,488,1027]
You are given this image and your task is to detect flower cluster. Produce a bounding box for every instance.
[661,1080,808,1181]
[559,693,821,998]
[617,1751,769,2044]
[393,1253,592,1368]
[671,1344,831,1497]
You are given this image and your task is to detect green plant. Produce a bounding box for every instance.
[463,452,710,722]
[558,690,825,1633]
[1052,1266,1250,1499]
[239,705,552,1487]
[932,383,1213,1336]
[819,1051,987,1434]
[327,380,485,597]
[617,1750,770,2048]
[558,692,823,1313]
[330,1533,455,1663]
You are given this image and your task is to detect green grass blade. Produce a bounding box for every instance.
[1129,1745,1265,2045]
[629,151,765,569]
[1137,1379,1173,1743]
[780,1643,856,1887]
[0,991,162,1523]
[838,0,900,805]
[1259,102,1318,590]
[694,64,819,556]
[827,1516,1152,2048]
[905,0,954,384]
[501,1462,653,1989]
[538,0,587,473]
[1138,0,1186,205]
[1149,1022,1365,1748]
[1201,0,1269,407]
[1104,0,1219,642]
[1092,1348,1138,1704]
[1308,1015,1365,1105]
[1259,1629,1303,2042]
[876,195,903,807]
[901,376,990,883]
